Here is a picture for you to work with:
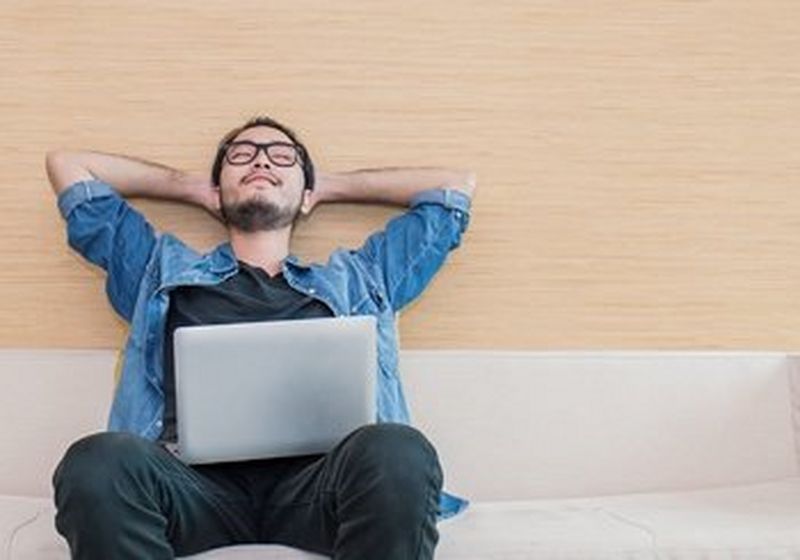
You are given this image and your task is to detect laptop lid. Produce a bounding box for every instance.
[173,315,377,464]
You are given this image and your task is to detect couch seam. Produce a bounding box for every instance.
[5,508,44,560]
[787,356,800,475]
[596,506,658,548]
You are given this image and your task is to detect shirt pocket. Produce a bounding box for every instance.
[350,277,389,315]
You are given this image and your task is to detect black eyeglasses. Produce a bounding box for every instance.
[222,140,304,167]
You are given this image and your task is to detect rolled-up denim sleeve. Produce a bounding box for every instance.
[57,179,157,323]
[353,188,472,312]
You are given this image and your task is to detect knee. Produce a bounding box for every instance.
[52,431,152,499]
[337,424,443,529]
[342,423,443,488]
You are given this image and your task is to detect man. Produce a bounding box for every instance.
[45,115,476,559]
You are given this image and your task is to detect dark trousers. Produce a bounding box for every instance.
[51,423,444,559]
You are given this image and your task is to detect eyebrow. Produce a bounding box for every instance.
[229,140,294,146]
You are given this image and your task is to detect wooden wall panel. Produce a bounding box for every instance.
[2,0,799,349]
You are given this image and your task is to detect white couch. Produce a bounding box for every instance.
[2,349,800,559]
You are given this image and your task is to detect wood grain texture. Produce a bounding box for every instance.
[2,0,799,349]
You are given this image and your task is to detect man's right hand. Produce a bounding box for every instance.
[182,174,224,224]
[45,150,225,223]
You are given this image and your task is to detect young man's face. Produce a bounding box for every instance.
[217,125,310,232]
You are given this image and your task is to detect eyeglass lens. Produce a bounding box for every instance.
[225,142,298,166]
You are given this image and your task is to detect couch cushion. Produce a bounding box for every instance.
[6,477,800,558]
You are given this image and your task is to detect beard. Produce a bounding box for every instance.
[220,193,300,232]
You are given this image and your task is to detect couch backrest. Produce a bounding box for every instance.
[402,350,800,499]
[1,349,798,500]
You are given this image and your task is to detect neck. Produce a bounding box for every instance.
[228,225,292,277]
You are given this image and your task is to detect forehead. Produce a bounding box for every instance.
[232,125,293,145]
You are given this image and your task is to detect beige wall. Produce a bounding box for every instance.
[2,1,799,350]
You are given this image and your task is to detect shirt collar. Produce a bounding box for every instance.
[209,241,310,274]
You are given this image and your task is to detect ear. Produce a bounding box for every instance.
[299,189,315,216]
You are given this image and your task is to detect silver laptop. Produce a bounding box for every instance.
[172,315,377,464]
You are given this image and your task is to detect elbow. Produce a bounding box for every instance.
[454,170,477,200]
[45,150,67,194]
[45,150,94,195]
[45,149,74,171]
[44,150,64,175]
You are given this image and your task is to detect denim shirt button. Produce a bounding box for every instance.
[308,288,316,295]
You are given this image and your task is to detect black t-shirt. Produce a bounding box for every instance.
[157,259,334,444]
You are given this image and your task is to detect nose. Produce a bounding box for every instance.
[252,146,272,168]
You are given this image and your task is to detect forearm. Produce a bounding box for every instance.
[319,166,476,207]
[45,149,198,204]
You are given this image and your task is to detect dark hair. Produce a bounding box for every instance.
[211,115,315,191]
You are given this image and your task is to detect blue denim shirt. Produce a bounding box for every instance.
[57,178,472,521]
